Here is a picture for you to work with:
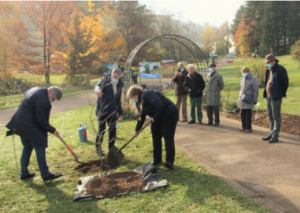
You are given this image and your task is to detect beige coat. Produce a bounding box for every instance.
[206,71,224,106]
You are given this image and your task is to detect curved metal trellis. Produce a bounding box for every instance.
[123,34,209,101]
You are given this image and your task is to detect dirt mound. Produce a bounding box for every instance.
[75,159,116,174]
[85,171,146,197]
[223,110,300,136]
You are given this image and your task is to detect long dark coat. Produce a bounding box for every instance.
[135,90,178,131]
[6,87,56,147]
[95,75,123,118]
[172,69,189,96]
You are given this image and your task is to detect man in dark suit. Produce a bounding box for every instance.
[6,86,63,181]
[94,68,123,156]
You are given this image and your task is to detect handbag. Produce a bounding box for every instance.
[242,93,252,103]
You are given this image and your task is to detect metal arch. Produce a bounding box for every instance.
[123,34,209,100]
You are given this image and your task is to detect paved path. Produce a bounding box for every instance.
[1,60,299,212]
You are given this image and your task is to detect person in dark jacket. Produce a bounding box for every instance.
[6,86,63,181]
[183,64,206,124]
[172,62,189,122]
[262,54,289,143]
[94,68,123,156]
[127,86,178,170]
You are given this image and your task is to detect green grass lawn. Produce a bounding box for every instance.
[219,55,300,116]
[0,105,269,213]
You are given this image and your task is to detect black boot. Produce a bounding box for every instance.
[262,135,272,141]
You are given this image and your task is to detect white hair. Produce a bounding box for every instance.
[178,62,184,67]
[187,64,194,71]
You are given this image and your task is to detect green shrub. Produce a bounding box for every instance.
[0,78,34,96]
[220,94,239,114]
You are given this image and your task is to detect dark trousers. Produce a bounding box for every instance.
[20,137,50,178]
[151,109,178,165]
[95,113,117,151]
[207,105,220,124]
[266,97,282,139]
[241,109,252,130]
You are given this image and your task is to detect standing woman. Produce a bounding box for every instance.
[172,62,189,122]
[127,86,178,170]
[237,67,259,133]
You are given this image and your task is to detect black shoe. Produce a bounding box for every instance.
[269,138,279,143]
[188,120,195,124]
[151,160,161,166]
[181,120,187,122]
[20,173,36,180]
[165,162,173,170]
[198,121,202,124]
[213,123,219,126]
[206,122,213,125]
[43,173,63,181]
[239,128,246,131]
[262,135,272,141]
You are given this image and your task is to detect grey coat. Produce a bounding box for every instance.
[206,71,224,106]
[237,73,259,109]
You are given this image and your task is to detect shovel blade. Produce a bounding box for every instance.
[105,146,125,168]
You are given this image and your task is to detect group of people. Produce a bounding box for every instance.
[6,53,289,180]
[173,54,289,144]
[173,62,224,126]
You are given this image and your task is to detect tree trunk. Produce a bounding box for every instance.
[44,28,50,85]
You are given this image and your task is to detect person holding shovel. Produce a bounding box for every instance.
[6,86,63,181]
[127,86,178,170]
[94,68,123,156]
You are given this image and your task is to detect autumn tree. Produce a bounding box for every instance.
[199,25,216,56]
[63,12,99,80]
[23,1,76,84]
[0,2,31,79]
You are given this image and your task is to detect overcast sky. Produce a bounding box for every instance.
[139,0,246,27]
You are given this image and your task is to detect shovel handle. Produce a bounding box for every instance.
[117,120,152,153]
[57,134,79,162]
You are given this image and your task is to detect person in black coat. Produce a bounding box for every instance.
[126,86,178,170]
[94,68,123,156]
[6,86,63,181]
[262,54,289,143]
[183,64,206,124]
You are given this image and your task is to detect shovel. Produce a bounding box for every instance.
[106,120,152,167]
[57,134,88,164]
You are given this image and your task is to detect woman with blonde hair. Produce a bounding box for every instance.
[127,85,178,170]
[237,66,259,133]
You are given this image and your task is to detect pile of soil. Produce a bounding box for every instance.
[223,109,300,136]
[85,171,146,197]
[75,159,109,174]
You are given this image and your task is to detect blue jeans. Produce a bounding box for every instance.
[266,97,282,139]
[20,137,50,178]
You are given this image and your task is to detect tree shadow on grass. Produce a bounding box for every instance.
[25,180,107,213]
